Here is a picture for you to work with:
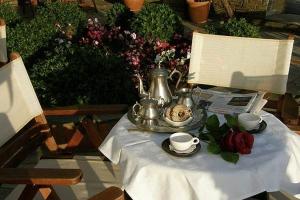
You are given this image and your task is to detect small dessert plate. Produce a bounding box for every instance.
[248,120,267,134]
[162,138,201,157]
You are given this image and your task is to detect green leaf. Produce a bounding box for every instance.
[198,133,209,141]
[219,123,230,135]
[207,142,221,154]
[198,124,205,132]
[220,152,239,164]
[207,134,216,143]
[206,115,220,131]
[225,114,238,128]
[238,124,246,132]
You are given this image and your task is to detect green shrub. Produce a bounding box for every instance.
[131,4,183,41]
[205,18,260,38]
[37,2,86,30]
[7,18,55,62]
[105,3,132,27]
[0,2,21,25]
[7,2,86,63]
[30,44,138,106]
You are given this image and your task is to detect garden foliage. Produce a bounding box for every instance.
[105,3,132,27]
[80,18,191,87]
[4,2,189,106]
[205,18,260,38]
[3,2,260,107]
[0,2,21,25]
[7,2,86,62]
[30,44,137,106]
[130,4,183,41]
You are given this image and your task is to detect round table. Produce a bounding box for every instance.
[99,112,300,200]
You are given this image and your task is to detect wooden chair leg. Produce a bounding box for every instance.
[66,128,84,149]
[81,117,104,149]
[18,185,39,200]
[18,185,61,200]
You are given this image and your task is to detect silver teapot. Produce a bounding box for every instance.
[137,66,182,107]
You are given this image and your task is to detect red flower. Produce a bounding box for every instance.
[222,131,254,154]
[222,131,235,152]
[234,132,254,154]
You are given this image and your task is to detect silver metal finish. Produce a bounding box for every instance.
[132,99,160,120]
[127,105,207,133]
[137,67,182,107]
[176,88,195,109]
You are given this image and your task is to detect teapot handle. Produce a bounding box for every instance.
[132,101,142,116]
[168,69,182,89]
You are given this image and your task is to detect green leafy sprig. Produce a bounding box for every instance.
[199,114,245,164]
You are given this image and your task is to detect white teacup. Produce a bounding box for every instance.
[169,132,200,151]
[238,113,262,131]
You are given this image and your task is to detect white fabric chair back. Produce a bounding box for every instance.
[188,32,294,94]
[0,20,8,63]
[0,57,43,147]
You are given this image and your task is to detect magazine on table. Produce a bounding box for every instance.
[192,88,260,114]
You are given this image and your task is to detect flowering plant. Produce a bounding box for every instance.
[78,18,191,88]
[199,114,254,164]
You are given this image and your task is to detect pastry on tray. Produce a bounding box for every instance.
[164,104,193,127]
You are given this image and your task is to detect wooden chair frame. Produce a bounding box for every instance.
[0,52,127,200]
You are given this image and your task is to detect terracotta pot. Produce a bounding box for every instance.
[30,0,38,6]
[187,0,211,24]
[123,0,144,12]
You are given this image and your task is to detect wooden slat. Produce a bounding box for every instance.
[221,0,234,18]
[88,186,124,200]
[18,185,39,200]
[0,18,5,26]
[9,52,21,61]
[0,124,47,168]
[81,118,104,149]
[287,124,300,135]
[39,186,60,200]
[291,59,300,65]
[281,93,299,125]
[43,105,128,116]
[0,168,82,185]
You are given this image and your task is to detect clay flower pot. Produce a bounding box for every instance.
[123,0,144,12]
[187,0,211,24]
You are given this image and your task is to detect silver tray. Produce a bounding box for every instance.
[127,106,207,133]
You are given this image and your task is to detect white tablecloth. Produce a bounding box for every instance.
[99,111,300,200]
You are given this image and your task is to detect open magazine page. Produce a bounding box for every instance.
[192,88,258,114]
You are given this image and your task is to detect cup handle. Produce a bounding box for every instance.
[132,102,142,116]
[193,138,200,145]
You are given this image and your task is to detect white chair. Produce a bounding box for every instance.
[188,32,299,199]
[188,32,298,124]
[0,18,125,200]
[188,32,294,94]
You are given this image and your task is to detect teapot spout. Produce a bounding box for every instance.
[136,74,148,98]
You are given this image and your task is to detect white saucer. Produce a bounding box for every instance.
[169,144,196,154]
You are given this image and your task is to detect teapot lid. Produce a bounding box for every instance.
[151,66,168,77]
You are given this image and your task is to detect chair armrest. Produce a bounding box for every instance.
[43,105,128,116]
[0,168,82,185]
[88,186,124,200]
